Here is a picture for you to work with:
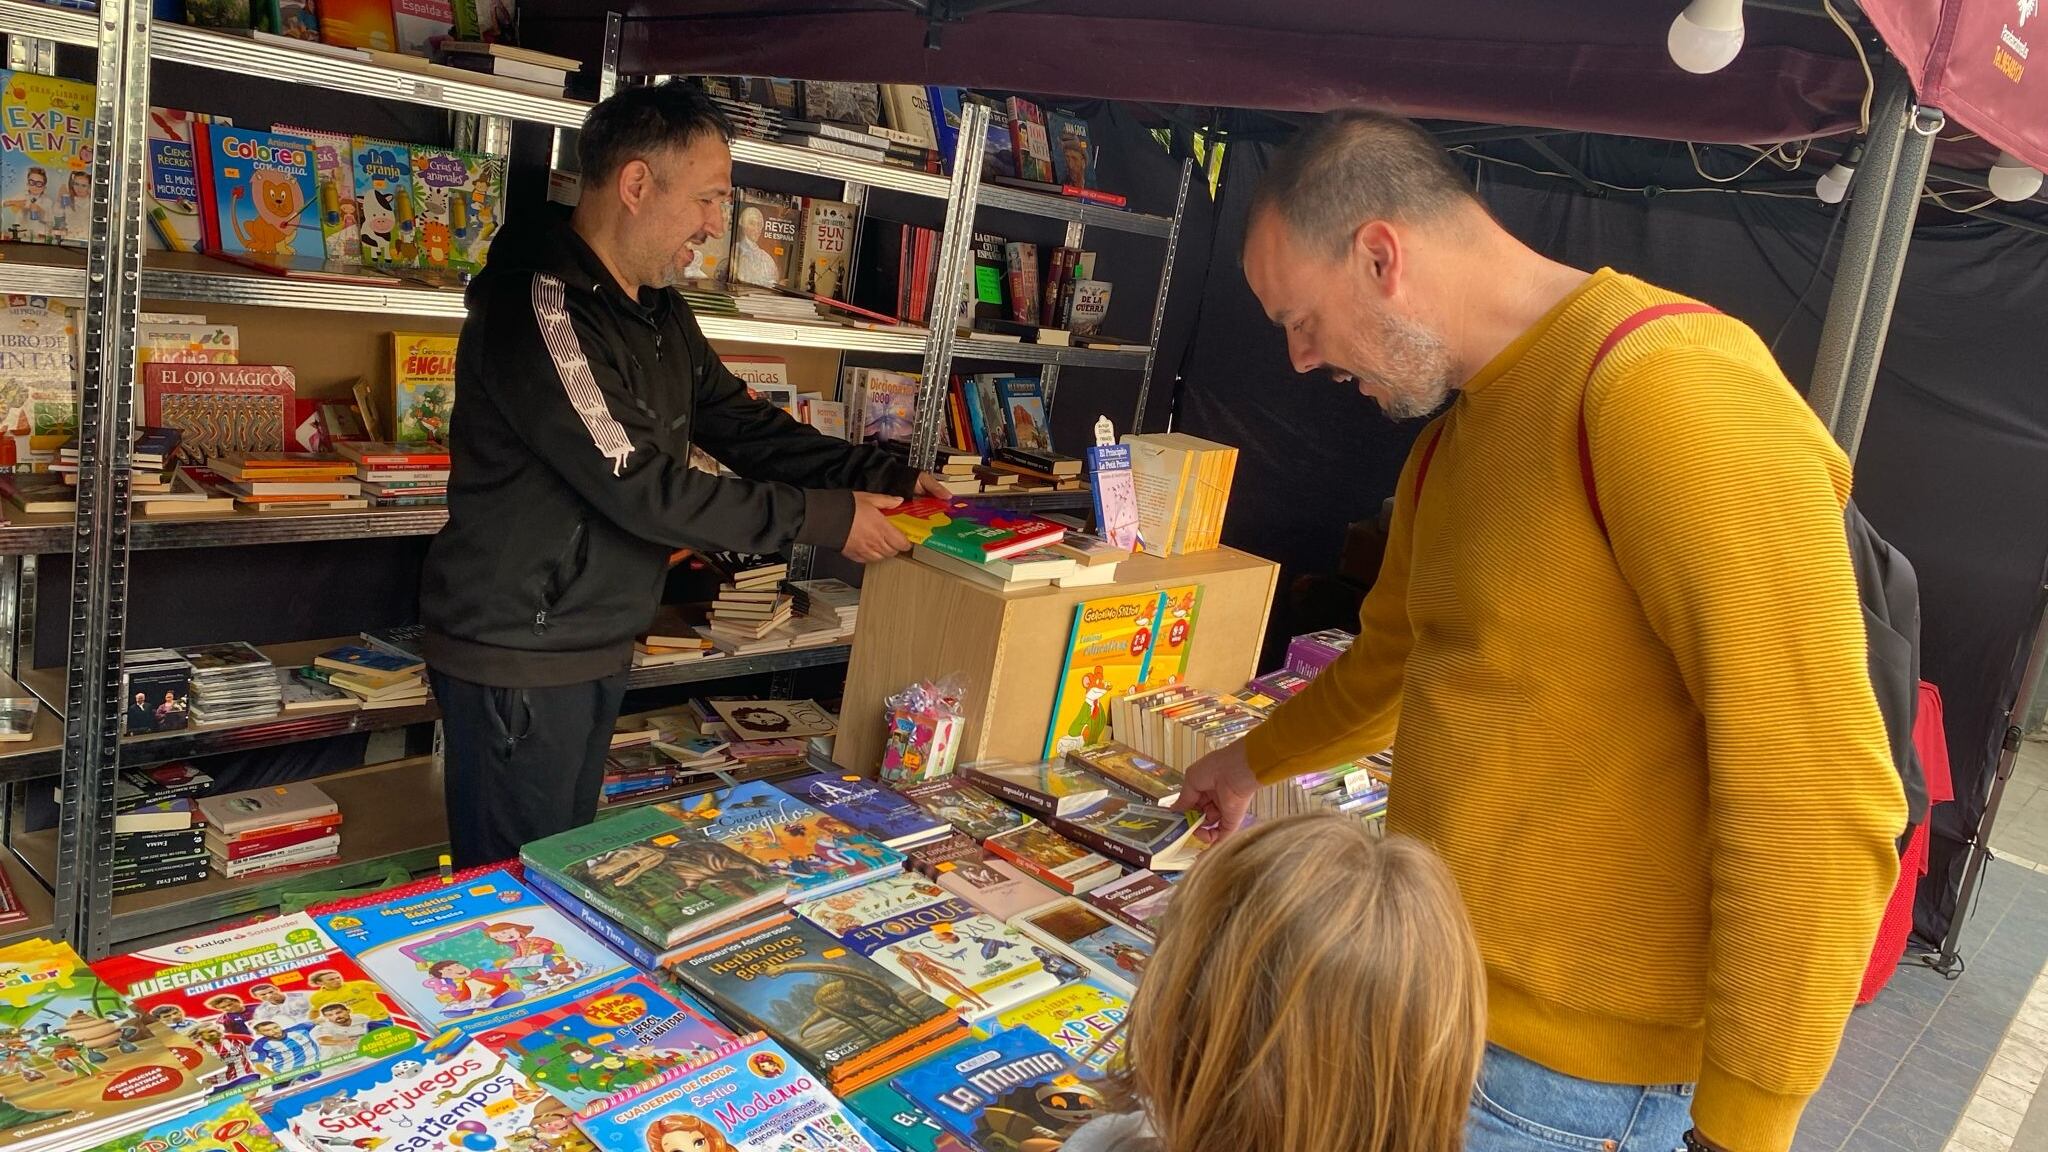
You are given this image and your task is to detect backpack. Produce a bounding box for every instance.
[1411,303,1927,843]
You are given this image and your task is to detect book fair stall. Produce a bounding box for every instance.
[0,1,2039,1151]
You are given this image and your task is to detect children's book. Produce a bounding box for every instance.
[193,125,321,259]
[840,1046,980,1152]
[0,296,73,473]
[260,1028,597,1152]
[934,857,1058,922]
[959,759,1110,820]
[389,331,456,444]
[311,866,630,1035]
[518,804,786,949]
[983,825,1122,897]
[900,778,1034,842]
[408,146,504,275]
[835,894,1059,1022]
[658,781,904,903]
[885,498,1068,565]
[997,376,1050,453]
[669,914,964,1090]
[469,975,733,1117]
[351,138,414,267]
[990,978,1129,1080]
[391,0,453,56]
[576,1032,891,1152]
[1044,591,1168,758]
[146,109,222,253]
[317,0,396,51]
[891,1027,1104,1149]
[142,363,296,461]
[778,772,950,850]
[0,938,223,1152]
[80,1097,290,1152]
[1008,899,1152,996]
[273,124,357,262]
[1086,443,1140,552]
[0,71,93,247]
[91,912,426,1099]
[792,873,949,940]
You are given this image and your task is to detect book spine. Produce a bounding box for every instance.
[961,770,1052,817]
[1004,243,1035,326]
[306,862,508,915]
[521,867,668,971]
[1041,248,1068,328]
[985,839,1077,894]
[193,122,220,253]
[112,865,212,894]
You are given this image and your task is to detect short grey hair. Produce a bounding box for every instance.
[1248,111,1478,258]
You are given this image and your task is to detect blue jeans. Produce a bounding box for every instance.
[1468,1045,1695,1152]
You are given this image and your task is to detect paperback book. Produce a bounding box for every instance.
[659,781,903,903]
[469,974,733,1116]
[778,772,949,850]
[1009,899,1152,995]
[934,857,1058,921]
[194,125,321,259]
[959,759,1109,819]
[352,138,414,267]
[990,978,1129,1080]
[792,873,949,940]
[983,825,1121,896]
[408,146,504,275]
[890,1027,1101,1150]
[1045,590,1171,758]
[91,913,426,1098]
[0,71,93,247]
[830,894,1058,1021]
[840,1048,979,1152]
[575,1032,890,1152]
[900,778,1034,842]
[312,866,630,1034]
[1066,742,1183,806]
[389,332,456,443]
[78,1096,288,1152]
[1084,869,1173,938]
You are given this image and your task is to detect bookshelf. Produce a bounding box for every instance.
[1,2,1194,956]
[0,845,54,948]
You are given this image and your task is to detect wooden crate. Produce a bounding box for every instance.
[833,547,1280,774]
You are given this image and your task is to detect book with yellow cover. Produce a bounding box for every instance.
[1044,590,1167,758]
[389,331,456,444]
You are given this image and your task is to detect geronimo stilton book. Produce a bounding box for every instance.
[193,125,320,260]
[310,866,629,1035]
[1043,590,1169,759]
[91,912,427,1101]
[259,1027,597,1152]
[0,938,223,1152]
[574,1032,890,1152]
[469,974,733,1118]
[658,782,904,904]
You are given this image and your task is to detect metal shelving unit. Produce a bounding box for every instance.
[0,4,1194,955]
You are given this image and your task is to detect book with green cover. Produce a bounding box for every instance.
[518,805,786,949]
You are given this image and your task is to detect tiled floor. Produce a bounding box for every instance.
[1990,741,2048,869]
[1791,858,2048,1152]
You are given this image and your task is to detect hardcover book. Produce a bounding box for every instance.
[351,138,413,267]
[831,895,1059,1021]
[991,978,1129,1080]
[884,498,1067,565]
[142,362,296,461]
[669,914,963,1088]
[984,825,1121,896]
[469,974,733,1116]
[312,866,631,1034]
[0,938,222,1152]
[796,197,857,299]
[389,331,456,444]
[902,777,1035,841]
[519,804,786,948]
[890,1027,1101,1149]
[659,781,904,903]
[391,0,453,56]
[841,1048,980,1152]
[260,1030,597,1152]
[194,782,336,838]
[778,772,949,849]
[904,832,985,878]
[0,296,74,472]
[1047,111,1097,189]
[730,189,800,289]
[997,376,1051,453]
[194,125,320,259]
[1009,899,1152,995]
[575,1032,890,1152]
[960,759,1109,819]
[1053,796,1203,872]
[793,873,949,939]
[91,912,426,1098]
[0,71,93,247]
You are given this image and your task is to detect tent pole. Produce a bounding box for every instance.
[1805,57,1914,456]
[1930,580,2048,976]
[1834,108,1941,460]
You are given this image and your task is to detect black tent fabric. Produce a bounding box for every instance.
[1177,137,2048,945]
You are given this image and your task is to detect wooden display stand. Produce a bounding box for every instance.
[833,547,1280,774]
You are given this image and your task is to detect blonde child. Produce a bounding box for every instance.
[1072,812,1487,1152]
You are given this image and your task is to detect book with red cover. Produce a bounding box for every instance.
[336,441,453,468]
[211,818,344,860]
[886,497,1068,563]
[143,362,297,460]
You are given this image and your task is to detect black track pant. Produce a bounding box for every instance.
[430,668,628,868]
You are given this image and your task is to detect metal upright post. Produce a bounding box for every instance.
[7,33,55,75]
[1806,57,1933,459]
[1132,159,1194,434]
[58,0,150,958]
[911,100,989,473]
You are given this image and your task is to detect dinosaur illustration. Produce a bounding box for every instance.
[762,961,927,1042]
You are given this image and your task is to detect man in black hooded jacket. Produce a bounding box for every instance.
[420,83,941,865]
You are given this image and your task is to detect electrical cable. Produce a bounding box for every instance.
[1768,196,1848,353]
[1822,0,1876,133]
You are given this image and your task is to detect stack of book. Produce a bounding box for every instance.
[0,669,38,743]
[705,560,792,641]
[122,647,192,734]
[1285,626,1356,678]
[199,781,342,880]
[212,452,367,513]
[110,763,213,894]
[989,445,1086,491]
[433,40,580,98]
[1123,431,1239,556]
[929,445,983,495]
[337,441,450,507]
[298,644,429,708]
[1109,684,1278,770]
[634,605,713,668]
[177,641,280,724]
[786,576,860,634]
[598,741,733,806]
[885,497,1071,591]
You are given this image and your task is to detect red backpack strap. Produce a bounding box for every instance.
[1410,421,1448,513]
[1578,302,1722,535]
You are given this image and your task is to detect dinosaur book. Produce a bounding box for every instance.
[193,125,321,260]
[669,913,967,1090]
[311,866,630,1035]
[520,805,787,949]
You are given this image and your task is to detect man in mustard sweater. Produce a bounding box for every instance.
[1177,113,1906,1152]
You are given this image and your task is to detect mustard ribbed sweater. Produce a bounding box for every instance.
[1243,269,1904,1152]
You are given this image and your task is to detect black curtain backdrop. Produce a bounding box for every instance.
[1178,135,2048,945]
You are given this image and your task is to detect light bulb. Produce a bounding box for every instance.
[1816,160,1855,204]
[1988,151,2043,202]
[1668,0,1747,74]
